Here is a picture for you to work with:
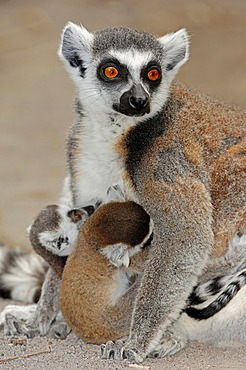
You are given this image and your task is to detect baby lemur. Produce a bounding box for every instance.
[1,200,246,355]
[60,200,152,344]
[0,23,245,363]
[28,202,246,356]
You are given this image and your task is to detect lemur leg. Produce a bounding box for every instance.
[0,270,71,338]
[0,268,70,338]
[0,304,38,337]
[34,268,62,336]
[34,267,71,339]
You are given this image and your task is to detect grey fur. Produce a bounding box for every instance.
[154,144,196,184]
[93,27,164,60]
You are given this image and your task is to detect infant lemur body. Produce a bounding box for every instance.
[60,201,153,344]
[34,201,246,358]
[1,23,245,363]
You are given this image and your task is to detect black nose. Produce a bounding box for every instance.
[129,96,149,111]
[113,84,150,117]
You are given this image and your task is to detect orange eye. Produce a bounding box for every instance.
[147,69,160,81]
[104,66,119,79]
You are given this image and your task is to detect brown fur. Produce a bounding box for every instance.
[60,201,151,344]
[119,84,245,257]
[109,84,245,360]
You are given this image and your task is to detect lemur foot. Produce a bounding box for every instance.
[0,304,39,337]
[101,331,186,362]
[49,319,71,339]
[0,304,70,339]
[149,331,187,358]
[0,269,63,338]
[101,339,144,364]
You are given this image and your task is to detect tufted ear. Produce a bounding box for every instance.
[58,22,94,83]
[158,28,189,82]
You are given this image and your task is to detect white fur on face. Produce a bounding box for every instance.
[59,24,188,120]
[109,49,154,82]
[38,204,82,257]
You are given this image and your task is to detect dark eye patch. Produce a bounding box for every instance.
[97,58,129,83]
[141,61,162,91]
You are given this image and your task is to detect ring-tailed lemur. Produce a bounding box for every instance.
[0,23,245,362]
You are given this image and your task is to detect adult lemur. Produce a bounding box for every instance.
[0,23,245,363]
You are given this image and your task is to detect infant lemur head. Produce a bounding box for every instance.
[86,201,151,248]
[58,23,189,119]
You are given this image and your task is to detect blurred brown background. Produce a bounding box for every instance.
[0,0,245,251]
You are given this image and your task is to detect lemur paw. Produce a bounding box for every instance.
[100,244,130,268]
[49,321,71,339]
[149,331,187,358]
[0,304,39,337]
[48,312,71,339]
[0,304,69,339]
[101,339,144,363]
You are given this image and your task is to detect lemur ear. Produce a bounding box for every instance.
[58,22,94,82]
[158,29,189,81]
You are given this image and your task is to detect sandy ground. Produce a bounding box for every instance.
[0,0,246,369]
[0,301,246,370]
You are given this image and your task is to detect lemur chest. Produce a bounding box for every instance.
[72,116,135,207]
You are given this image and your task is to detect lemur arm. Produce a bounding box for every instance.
[104,177,213,363]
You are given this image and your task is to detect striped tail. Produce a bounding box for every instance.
[0,244,48,303]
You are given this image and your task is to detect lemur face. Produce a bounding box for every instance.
[95,50,161,117]
[59,24,189,120]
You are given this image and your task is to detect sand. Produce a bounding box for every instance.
[0,299,245,370]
